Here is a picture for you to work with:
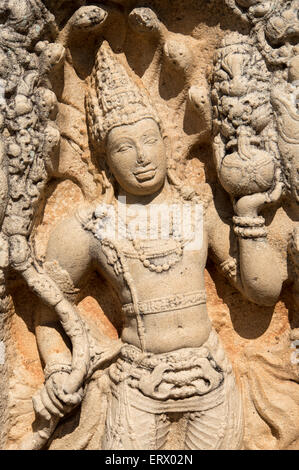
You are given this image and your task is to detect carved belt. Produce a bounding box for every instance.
[122,290,207,316]
[109,335,224,401]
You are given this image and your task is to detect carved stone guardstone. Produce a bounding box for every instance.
[0,0,298,450]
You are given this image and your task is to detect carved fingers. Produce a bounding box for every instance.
[33,386,63,421]
[233,168,284,216]
[40,386,65,419]
[51,373,84,406]
[33,371,84,422]
[264,169,284,204]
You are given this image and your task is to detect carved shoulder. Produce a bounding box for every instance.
[46,215,93,285]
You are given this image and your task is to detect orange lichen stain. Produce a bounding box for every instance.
[78,296,118,340]
[33,179,84,260]
[10,310,43,384]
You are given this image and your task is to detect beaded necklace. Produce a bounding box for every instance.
[83,196,198,352]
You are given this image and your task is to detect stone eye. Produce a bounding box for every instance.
[145,137,158,145]
[117,144,132,153]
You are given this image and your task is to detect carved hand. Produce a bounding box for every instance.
[33,372,84,421]
[233,169,284,217]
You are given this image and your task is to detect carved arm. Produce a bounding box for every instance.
[17,216,93,449]
[207,176,284,306]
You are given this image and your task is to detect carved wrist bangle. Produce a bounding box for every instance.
[233,226,267,239]
[44,363,72,381]
[233,216,265,227]
[233,216,267,239]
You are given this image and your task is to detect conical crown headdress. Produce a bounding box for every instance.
[87,41,161,142]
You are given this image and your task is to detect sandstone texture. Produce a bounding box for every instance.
[0,0,298,451]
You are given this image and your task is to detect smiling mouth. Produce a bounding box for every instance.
[134,166,157,182]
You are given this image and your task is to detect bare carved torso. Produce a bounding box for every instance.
[90,225,211,353]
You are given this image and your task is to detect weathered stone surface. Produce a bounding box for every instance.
[0,0,298,451]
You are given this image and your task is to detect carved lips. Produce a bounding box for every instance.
[134,165,157,182]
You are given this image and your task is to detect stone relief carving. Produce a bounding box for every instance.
[0,0,298,451]
[217,0,298,314]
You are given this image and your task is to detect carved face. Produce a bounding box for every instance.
[106,118,167,196]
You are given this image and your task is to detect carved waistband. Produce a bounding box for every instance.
[109,332,224,401]
[122,290,207,316]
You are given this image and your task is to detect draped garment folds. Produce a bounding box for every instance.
[49,328,243,450]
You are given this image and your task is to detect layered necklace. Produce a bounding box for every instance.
[83,194,198,353]
[115,198,196,274]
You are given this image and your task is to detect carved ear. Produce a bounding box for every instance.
[162,133,171,159]
[163,132,169,143]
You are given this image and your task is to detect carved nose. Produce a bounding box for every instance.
[137,149,148,165]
